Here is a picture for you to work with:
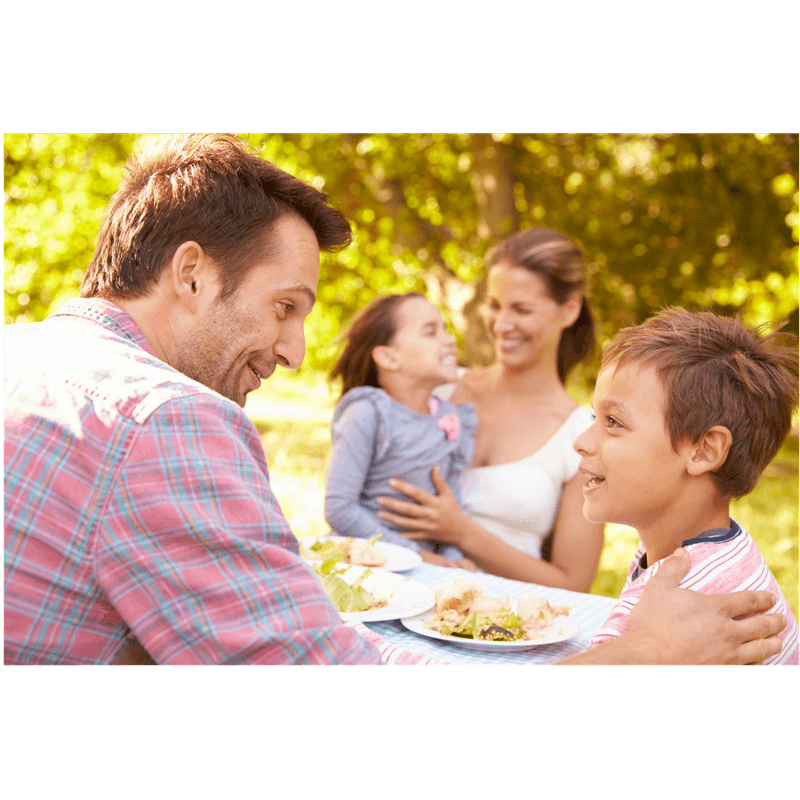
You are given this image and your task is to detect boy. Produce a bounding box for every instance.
[573,307,799,664]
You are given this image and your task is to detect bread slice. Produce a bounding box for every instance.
[434,577,482,613]
[343,537,388,567]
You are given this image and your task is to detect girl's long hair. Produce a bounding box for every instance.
[330,293,425,398]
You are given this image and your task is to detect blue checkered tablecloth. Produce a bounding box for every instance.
[364,564,617,665]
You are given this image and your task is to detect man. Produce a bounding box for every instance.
[5,134,382,665]
[4,134,786,664]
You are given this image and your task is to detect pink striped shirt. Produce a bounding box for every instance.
[591,520,799,665]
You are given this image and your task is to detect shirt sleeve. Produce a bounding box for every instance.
[93,393,382,665]
[324,395,420,550]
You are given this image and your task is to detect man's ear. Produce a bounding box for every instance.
[372,344,400,372]
[686,425,733,476]
[170,241,215,313]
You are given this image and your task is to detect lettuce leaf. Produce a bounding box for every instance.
[312,563,378,612]
[302,539,347,563]
[442,608,525,640]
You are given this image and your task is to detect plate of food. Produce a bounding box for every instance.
[313,563,436,623]
[400,577,579,651]
[300,534,422,572]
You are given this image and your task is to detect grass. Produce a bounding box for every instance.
[247,369,799,619]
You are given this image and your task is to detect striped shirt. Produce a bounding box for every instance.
[4,298,384,665]
[590,519,799,664]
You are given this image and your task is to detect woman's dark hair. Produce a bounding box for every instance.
[81,134,352,301]
[330,293,425,398]
[486,227,596,383]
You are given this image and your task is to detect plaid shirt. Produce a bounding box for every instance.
[4,298,382,665]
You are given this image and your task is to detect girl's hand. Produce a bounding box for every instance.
[376,465,466,546]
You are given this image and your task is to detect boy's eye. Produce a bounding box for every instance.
[589,412,622,429]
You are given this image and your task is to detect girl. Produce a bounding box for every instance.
[324,293,478,569]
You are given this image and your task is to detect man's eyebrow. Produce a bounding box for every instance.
[284,284,317,307]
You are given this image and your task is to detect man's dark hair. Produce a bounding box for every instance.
[80,134,352,300]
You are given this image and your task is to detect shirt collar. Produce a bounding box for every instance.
[50,298,157,358]
[632,518,744,581]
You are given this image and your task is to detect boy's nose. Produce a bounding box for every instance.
[573,428,593,456]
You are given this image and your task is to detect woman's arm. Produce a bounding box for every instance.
[378,467,602,590]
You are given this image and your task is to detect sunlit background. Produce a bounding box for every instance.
[4,132,797,614]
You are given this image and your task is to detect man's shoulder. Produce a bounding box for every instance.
[4,302,249,430]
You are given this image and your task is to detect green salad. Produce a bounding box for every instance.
[311,557,382,613]
[440,609,527,642]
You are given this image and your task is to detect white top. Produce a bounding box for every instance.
[436,383,593,559]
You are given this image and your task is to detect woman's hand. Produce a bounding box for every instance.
[376,465,467,546]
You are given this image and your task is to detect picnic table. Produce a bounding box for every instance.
[361,563,617,665]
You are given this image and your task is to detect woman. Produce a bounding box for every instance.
[376,227,604,592]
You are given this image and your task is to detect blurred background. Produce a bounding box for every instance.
[4,132,798,613]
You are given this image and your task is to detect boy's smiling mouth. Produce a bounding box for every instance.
[580,468,606,490]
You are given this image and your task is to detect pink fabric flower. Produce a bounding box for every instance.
[437,413,461,442]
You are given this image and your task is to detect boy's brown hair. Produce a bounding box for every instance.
[602,307,799,499]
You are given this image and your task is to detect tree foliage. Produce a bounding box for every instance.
[5,133,798,379]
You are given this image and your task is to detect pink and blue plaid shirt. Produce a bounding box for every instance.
[3,298,385,665]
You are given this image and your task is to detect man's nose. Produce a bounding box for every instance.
[275,324,306,370]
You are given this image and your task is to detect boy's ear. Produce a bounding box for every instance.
[372,344,400,372]
[686,425,733,476]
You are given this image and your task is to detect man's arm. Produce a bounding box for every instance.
[95,394,382,665]
[558,548,786,665]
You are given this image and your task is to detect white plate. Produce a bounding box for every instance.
[327,565,436,623]
[400,605,580,651]
[301,535,422,572]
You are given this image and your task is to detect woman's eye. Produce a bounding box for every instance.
[606,416,622,428]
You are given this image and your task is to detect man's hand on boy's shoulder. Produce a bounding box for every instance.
[623,548,786,665]
[559,548,786,665]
